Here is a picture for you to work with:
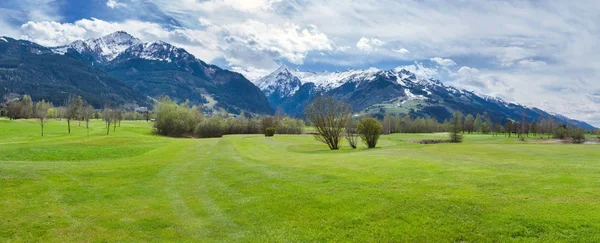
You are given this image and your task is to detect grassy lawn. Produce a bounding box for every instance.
[1,118,600,242]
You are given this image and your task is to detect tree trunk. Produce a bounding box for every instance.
[67,119,71,133]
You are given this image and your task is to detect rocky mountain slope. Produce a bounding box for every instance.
[51,32,272,114]
[0,36,147,107]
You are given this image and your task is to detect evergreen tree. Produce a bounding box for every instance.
[464,114,475,133]
[474,114,483,133]
[449,111,463,143]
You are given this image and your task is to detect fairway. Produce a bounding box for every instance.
[1,119,600,242]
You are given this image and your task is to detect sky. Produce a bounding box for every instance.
[1,0,600,126]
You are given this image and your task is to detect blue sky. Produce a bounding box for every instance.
[1,0,600,126]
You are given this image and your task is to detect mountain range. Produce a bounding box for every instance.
[0,32,272,114]
[0,32,595,129]
[255,65,596,130]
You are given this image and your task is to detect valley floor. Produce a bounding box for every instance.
[1,119,600,242]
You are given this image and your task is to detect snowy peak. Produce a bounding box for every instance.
[83,31,142,62]
[257,66,434,97]
[50,31,202,66]
[292,67,382,91]
[116,41,189,63]
[256,64,302,98]
[52,31,142,63]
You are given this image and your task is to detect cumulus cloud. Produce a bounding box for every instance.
[19,18,222,60]
[19,17,333,78]
[518,59,548,69]
[192,0,283,13]
[394,48,410,54]
[395,62,439,79]
[356,37,384,52]
[430,57,456,67]
[219,20,333,66]
[106,0,126,9]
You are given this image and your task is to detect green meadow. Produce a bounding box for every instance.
[1,118,600,242]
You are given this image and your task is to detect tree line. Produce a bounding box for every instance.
[1,94,149,136]
[1,94,596,144]
[153,97,304,138]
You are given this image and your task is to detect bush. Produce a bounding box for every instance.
[276,117,304,134]
[345,119,358,149]
[154,97,202,137]
[195,117,225,138]
[265,127,276,137]
[571,128,586,144]
[357,117,382,148]
[261,116,279,133]
[553,126,568,140]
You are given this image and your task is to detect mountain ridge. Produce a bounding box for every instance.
[48,32,273,115]
[0,36,148,107]
[255,65,596,130]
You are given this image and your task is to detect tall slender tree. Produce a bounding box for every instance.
[464,114,475,134]
[103,105,113,135]
[82,104,94,137]
[34,100,52,136]
[449,111,464,143]
[474,114,483,133]
[66,96,83,134]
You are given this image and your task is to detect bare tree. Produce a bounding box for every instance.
[547,116,554,139]
[113,107,123,131]
[34,100,52,136]
[82,104,94,137]
[65,96,83,133]
[382,114,392,135]
[103,105,113,135]
[504,120,513,137]
[345,119,359,149]
[305,96,352,150]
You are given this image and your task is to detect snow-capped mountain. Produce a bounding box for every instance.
[48,31,273,114]
[0,36,148,107]
[52,31,142,64]
[254,65,596,130]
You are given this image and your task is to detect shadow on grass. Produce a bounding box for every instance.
[286,144,384,154]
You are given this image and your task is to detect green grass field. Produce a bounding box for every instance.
[1,118,600,242]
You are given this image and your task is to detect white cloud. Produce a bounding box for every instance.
[518,59,548,69]
[19,18,222,61]
[356,37,384,52]
[394,48,410,54]
[106,0,126,9]
[193,0,283,13]
[430,57,456,67]
[198,17,213,27]
[19,18,333,80]
[7,0,600,125]
[219,20,333,66]
[231,66,273,81]
[395,62,439,79]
